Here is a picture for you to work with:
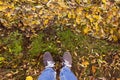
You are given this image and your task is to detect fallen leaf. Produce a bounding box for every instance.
[82,61,89,67]
[26,76,33,80]
[92,65,97,74]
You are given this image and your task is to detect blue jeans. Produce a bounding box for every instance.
[38,66,77,80]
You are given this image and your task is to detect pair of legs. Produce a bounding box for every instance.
[38,52,77,80]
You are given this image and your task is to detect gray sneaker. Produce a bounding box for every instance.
[62,52,72,67]
[43,52,54,67]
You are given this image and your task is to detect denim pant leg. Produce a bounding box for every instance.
[38,67,56,80]
[60,66,77,80]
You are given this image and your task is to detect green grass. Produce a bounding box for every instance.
[29,29,120,56]
[0,28,120,79]
[29,32,58,56]
[29,33,44,55]
[57,29,76,51]
[1,30,23,54]
[1,29,119,57]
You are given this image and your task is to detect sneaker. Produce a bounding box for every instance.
[62,52,72,67]
[43,52,55,68]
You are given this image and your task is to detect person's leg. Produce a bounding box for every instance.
[60,52,77,80]
[60,66,77,80]
[38,52,56,80]
[38,67,56,80]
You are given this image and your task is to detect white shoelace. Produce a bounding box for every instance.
[45,61,55,68]
[63,60,72,68]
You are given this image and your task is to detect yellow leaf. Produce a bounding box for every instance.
[76,17,81,24]
[9,48,12,53]
[0,57,5,61]
[39,10,43,15]
[109,35,118,42]
[72,10,76,19]
[94,23,99,31]
[13,64,17,68]
[44,19,49,25]
[44,0,49,2]
[26,76,33,80]
[0,6,7,11]
[0,1,3,4]
[32,7,35,11]
[82,61,89,67]
[93,15,101,20]
[83,26,90,34]
[83,0,88,3]
[90,18,94,22]
[68,12,72,18]
[102,0,107,4]
[76,7,82,15]
[110,30,113,35]
[86,15,94,22]
[32,21,40,25]
[5,12,11,17]
[58,0,68,8]
[76,0,81,4]
[112,35,118,42]
[72,13,76,19]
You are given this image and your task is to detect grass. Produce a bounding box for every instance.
[0,28,120,79]
[3,31,22,54]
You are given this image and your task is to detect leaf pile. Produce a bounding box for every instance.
[0,0,120,42]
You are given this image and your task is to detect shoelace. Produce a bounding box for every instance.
[63,60,72,68]
[45,61,55,68]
